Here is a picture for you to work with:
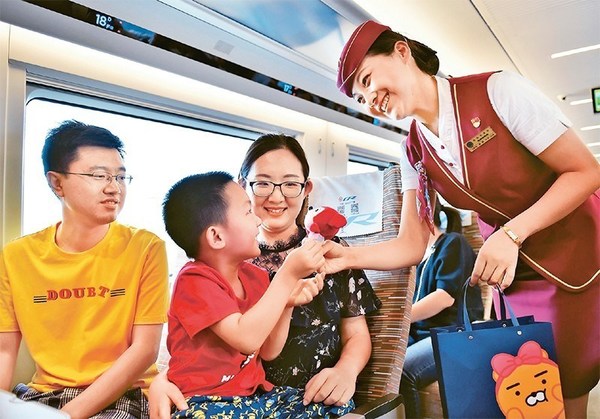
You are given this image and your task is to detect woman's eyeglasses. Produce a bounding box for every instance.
[248,180,305,198]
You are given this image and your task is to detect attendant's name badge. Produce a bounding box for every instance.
[465,126,496,152]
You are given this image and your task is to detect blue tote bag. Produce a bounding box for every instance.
[430,280,564,419]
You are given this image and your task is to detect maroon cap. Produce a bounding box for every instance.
[337,20,391,98]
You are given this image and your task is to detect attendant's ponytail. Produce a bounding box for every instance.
[367,30,440,76]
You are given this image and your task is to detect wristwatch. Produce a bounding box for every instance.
[501,225,522,248]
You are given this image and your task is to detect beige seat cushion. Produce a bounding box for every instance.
[341,165,415,406]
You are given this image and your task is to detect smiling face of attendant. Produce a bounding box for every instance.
[244,148,312,243]
[337,21,439,124]
[351,41,418,121]
[49,146,127,228]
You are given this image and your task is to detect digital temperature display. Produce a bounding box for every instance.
[94,13,116,31]
[88,10,156,44]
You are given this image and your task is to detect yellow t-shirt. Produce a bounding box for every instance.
[0,222,169,392]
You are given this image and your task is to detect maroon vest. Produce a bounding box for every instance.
[406,72,599,292]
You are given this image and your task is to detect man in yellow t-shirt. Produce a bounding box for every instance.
[0,120,168,418]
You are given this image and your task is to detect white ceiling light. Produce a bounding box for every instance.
[586,142,600,147]
[551,44,600,59]
[570,98,592,106]
[581,125,600,131]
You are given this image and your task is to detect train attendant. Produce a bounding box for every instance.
[325,20,600,417]
[0,120,169,418]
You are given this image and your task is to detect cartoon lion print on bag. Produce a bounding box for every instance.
[491,340,564,419]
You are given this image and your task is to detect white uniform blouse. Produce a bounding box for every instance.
[399,71,571,192]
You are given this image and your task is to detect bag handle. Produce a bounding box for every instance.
[497,289,516,321]
[461,278,519,332]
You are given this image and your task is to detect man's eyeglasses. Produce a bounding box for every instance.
[248,180,306,198]
[58,171,133,185]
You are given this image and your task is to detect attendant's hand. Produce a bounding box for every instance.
[321,240,349,274]
[280,239,325,280]
[149,369,188,419]
[288,272,325,307]
[470,229,520,290]
[303,366,356,407]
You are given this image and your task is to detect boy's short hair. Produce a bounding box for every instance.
[41,120,125,175]
[163,171,233,258]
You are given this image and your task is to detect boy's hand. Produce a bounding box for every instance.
[288,272,325,306]
[281,239,325,279]
[148,370,188,419]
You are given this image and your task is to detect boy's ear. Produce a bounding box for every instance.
[204,225,226,250]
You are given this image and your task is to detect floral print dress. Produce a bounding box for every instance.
[252,227,382,388]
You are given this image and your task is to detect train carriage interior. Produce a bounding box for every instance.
[0,0,598,417]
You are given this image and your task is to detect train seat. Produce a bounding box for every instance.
[0,388,70,418]
[10,341,35,391]
[311,164,414,418]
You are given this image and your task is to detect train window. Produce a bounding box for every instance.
[347,161,380,174]
[347,153,391,174]
[23,98,254,277]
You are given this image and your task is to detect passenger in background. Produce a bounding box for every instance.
[400,198,482,418]
[149,134,380,418]
[328,20,600,417]
[162,171,348,418]
[0,120,169,418]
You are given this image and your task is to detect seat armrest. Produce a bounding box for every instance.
[0,389,71,418]
[340,393,405,418]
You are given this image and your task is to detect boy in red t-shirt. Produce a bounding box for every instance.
[162,172,353,417]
